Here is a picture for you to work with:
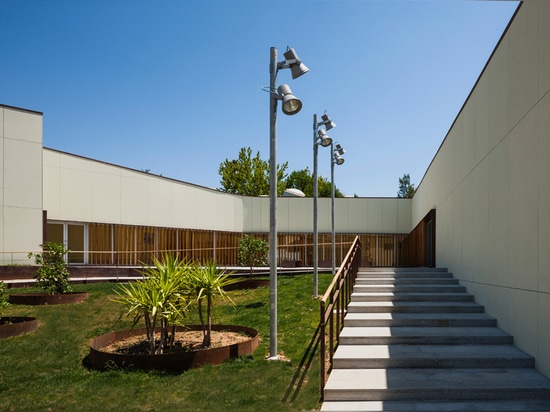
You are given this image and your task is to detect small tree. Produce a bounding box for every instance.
[185,262,242,347]
[238,235,268,277]
[0,281,9,317]
[28,242,72,295]
[113,254,190,354]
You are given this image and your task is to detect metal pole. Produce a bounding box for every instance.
[331,144,336,275]
[269,46,279,359]
[313,114,319,296]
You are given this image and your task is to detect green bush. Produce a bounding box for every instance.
[237,235,268,277]
[0,281,8,317]
[28,242,72,295]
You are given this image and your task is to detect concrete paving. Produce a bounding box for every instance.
[321,268,550,411]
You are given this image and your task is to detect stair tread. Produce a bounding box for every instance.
[333,344,532,361]
[320,400,550,411]
[340,326,511,338]
[324,368,550,391]
[345,313,493,321]
[348,301,482,307]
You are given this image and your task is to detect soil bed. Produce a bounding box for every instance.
[89,325,259,371]
[103,330,251,355]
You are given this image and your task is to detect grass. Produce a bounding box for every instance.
[0,273,333,411]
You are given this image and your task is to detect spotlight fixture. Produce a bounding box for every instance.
[278,84,303,115]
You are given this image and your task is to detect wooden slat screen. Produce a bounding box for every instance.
[85,223,414,267]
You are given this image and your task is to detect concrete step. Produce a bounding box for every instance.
[355,277,459,285]
[357,272,454,279]
[344,312,497,327]
[323,368,550,402]
[347,301,484,313]
[351,292,474,302]
[332,344,534,369]
[338,326,513,345]
[353,284,467,293]
[320,399,550,411]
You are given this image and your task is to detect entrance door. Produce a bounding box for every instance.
[46,222,88,264]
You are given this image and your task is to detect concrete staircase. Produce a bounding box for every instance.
[321,268,550,411]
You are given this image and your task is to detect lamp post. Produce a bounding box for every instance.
[313,112,335,296]
[268,46,308,359]
[331,142,345,275]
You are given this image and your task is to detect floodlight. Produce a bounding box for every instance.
[318,129,332,147]
[278,84,302,115]
[321,113,336,131]
[283,48,309,79]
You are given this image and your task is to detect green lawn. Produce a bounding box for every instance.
[0,273,332,411]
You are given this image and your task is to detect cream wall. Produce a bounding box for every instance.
[44,149,411,235]
[243,196,411,234]
[412,1,550,376]
[0,105,43,264]
[43,149,244,232]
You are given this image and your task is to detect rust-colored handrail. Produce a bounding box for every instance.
[319,236,361,397]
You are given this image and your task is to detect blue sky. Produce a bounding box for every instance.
[1,0,519,197]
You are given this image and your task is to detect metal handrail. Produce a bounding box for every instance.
[319,236,361,398]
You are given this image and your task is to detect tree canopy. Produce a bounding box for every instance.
[285,167,344,197]
[219,148,345,197]
[397,173,416,198]
[218,147,288,196]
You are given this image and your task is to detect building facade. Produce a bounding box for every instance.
[1,1,548,375]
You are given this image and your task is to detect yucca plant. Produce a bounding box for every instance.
[185,262,243,347]
[113,254,190,354]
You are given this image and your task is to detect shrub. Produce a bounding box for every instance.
[237,235,268,277]
[28,242,72,295]
[0,281,8,316]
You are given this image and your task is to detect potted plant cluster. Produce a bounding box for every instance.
[9,242,88,305]
[89,255,259,371]
[0,281,39,338]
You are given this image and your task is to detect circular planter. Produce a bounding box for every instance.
[224,278,270,291]
[89,324,259,371]
[0,317,39,338]
[9,292,89,306]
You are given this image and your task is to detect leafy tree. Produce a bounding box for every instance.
[285,167,344,197]
[238,235,269,277]
[218,147,288,196]
[28,242,72,294]
[397,173,416,198]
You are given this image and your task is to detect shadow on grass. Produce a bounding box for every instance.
[281,323,321,404]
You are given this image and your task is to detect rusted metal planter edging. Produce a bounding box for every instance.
[0,317,39,338]
[89,324,259,372]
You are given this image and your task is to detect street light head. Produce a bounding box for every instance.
[278,84,302,115]
[335,143,346,156]
[283,48,309,79]
[318,129,332,147]
[334,154,345,165]
[321,113,336,131]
